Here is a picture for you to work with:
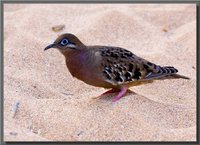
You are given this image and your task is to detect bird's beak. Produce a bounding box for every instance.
[44,43,56,51]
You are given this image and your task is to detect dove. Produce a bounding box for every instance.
[45,33,189,102]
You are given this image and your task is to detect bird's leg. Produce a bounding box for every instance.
[112,87,128,102]
[92,88,120,99]
[101,88,120,96]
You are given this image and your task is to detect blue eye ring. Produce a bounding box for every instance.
[60,39,68,46]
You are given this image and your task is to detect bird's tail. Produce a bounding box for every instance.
[144,65,190,80]
[170,74,190,79]
[160,66,190,80]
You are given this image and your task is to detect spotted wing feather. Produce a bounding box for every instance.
[95,46,178,85]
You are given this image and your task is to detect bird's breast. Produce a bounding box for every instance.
[66,51,95,78]
[65,50,113,88]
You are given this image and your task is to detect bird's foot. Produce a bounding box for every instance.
[112,87,128,102]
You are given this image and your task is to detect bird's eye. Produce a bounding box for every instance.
[60,39,69,46]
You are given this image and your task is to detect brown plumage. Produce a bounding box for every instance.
[44,33,189,102]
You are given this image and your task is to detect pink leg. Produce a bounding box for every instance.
[101,88,120,96]
[112,87,128,102]
[92,88,120,99]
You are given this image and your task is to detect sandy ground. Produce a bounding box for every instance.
[4,4,196,141]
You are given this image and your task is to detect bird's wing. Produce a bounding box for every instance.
[92,46,179,86]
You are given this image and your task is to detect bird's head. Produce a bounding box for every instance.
[44,33,84,53]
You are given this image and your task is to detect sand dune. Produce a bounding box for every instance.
[4,4,196,141]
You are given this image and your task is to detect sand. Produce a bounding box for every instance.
[4,4,196,141]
